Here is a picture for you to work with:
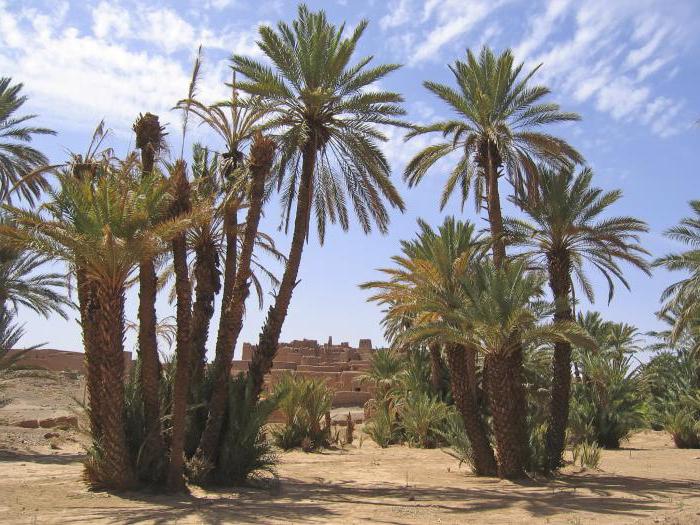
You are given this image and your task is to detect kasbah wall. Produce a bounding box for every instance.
[10,336,376,408]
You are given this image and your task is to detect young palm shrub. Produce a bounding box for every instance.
[233,4,407,402]
[506,165,649,470]
[436,409,474,469]
[569,351,645,449]
[0,77,56,206]
[2,163,190,489]
[364,403,400,448]
[399,392,451,448]
[272,373,333,451]
[0,309,41,372]
[357,349,406,403]
[209,375,279,485]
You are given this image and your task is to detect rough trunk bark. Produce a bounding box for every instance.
[447,345,497,476]
[190,236,220,387]
[94,282,135,489]
[137,260,165,472]
[247,142,315,401]
[483,141,506,269]
[545,254,573,471]
[197,133,275,463]
[166,164,194,492]
[428,344,443,395]
[486,348,529,479]
[77,268,103,442]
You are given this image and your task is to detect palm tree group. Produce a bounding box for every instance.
[1,2,686,493]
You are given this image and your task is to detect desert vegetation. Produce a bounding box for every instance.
[0,4,698,516]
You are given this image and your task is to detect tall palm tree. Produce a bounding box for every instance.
[132,112,168,473]
[196,132,276,466]
[404,46,581,267]
[233,4,407,400]
[404,47,581,468]
[165,160,195,492]
[361,218,498,475]
[1,164,187,489]
[506,165,649,469]
[175,76,270,381]
[436,261,592,478]
[0,77,56,206]
[655,200,700,341]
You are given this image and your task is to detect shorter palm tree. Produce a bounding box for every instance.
[506,165,649,469]
[0,77,56,205]
[655,200,700,341]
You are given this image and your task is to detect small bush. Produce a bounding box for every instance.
[436,409,474,470]
[664,409,700,449]
[364,402,400,448]
[212,375,279,485]
[272,374,332,451]
[572,441,602,469]
[399,393,450,448]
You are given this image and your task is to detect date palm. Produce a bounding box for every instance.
[0,77,56,205]
[404,47,581,468]
[655,200,700,341]
[1,164,189,489]
[232,4,406,400]
[404,46,582,266]
[506,165,649,470]
[433,261,592,478]
[361,218,497,475]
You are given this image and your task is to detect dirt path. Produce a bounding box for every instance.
[1,373,699,524]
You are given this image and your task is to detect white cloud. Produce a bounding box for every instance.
[0,2,257,138]
[379,0,411,30]
[92,2,130,39]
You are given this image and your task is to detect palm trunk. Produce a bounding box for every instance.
[134,112,165,473]
[545,254,573,470]
[481,140,528,477]
[94,282,134,489]
[137,259,165,470]
[486,346,528,479]
[446,345,497,476]
[428,344,443,394]
[190,235,220,387]
[197,133,275,463]
[77,268,103,442]
[248,141,315,401]
[166,162,194,492]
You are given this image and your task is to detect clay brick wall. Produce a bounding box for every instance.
[9,348,134,375]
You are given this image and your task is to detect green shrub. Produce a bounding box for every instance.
[272,374,332,451]
[212,375,279,484]
[569,354,645,448]
[436,409,474,470]
[572,441,602,469]
[398,392,450,448]
[364,402,400,448]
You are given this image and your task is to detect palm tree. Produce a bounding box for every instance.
[1,164,188,489]
[361,218,498,475]
[175,75,270,381]
[132,112,168,473]
[506,165,649,469]
[436,261,592,478]
[196,132,276,466]
[404,47,581,469]
[165,160,195,492]
[655,200,700,341]
[233,4,407,400]
[404,46,581,268]
[0,77,56,205]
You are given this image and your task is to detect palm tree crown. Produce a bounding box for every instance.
[507,165,650,304]
[405,46,582,210]
[0,77,56,205]
[232,4,406,240]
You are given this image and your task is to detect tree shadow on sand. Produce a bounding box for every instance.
[51,470,698,524]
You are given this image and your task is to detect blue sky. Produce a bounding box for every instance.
[2,0,699,358]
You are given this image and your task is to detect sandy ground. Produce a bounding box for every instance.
[1,372,699,524]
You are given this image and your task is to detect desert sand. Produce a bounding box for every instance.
[1,371,699,524]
